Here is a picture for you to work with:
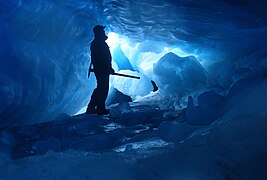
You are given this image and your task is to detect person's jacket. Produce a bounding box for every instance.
[90,37,112,75]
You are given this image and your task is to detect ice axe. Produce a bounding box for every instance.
[111,72,140,79]
[88,64,158,91]
[88,65,140,79]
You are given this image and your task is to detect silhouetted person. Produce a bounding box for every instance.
[86,25,114,115]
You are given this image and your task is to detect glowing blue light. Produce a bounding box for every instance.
[106,32,120,52]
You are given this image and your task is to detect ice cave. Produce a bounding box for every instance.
[1,0,267,179]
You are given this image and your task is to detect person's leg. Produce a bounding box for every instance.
[86,88,98,113]
[96,74,110,114]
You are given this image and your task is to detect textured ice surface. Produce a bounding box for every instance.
[225,75,267,117]
[1,3,267,179]
[111,70,153,100]
[186,90,225,125]
[0,0,101,126]
[1,103,267,179]
[154,52,211,95]
[1,0,267,125]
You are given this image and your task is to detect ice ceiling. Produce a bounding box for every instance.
[1,0,267,126]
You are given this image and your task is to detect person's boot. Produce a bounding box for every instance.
[96,108,110,115]
[86,106,97,114]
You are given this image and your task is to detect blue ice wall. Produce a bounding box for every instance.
[0,0,106,126]
[105,0,267,75]
[1,0,267,126]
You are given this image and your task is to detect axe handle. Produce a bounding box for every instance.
[88,67,140,79]
[111,72,140,79]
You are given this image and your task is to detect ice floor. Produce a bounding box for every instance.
[1,100,177,159]
[0,97,267,179]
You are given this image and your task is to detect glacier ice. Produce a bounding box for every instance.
[107,88,132,105]
[111,70,153,100]
[0,0,100,126]
[158,121,197,143]
[225,75,267,118]
[153,52,211,96]
[186,90,225,125]
[110,45,134,71]
[32,138,61,154]
[1,0,267,178]
[110,102,133,117]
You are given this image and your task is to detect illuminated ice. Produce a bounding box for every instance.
[111,70,153,100]
[1,0,267,179]
[153,52,211,95]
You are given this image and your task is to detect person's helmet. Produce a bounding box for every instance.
[93,25,106,36]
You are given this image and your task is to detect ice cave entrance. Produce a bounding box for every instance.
[77,31,202,115]
[106,32,156,101]
[105,32,196,101]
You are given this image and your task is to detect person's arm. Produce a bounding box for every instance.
[104,42,115,74]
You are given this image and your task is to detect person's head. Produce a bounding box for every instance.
[93,25,108,40]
